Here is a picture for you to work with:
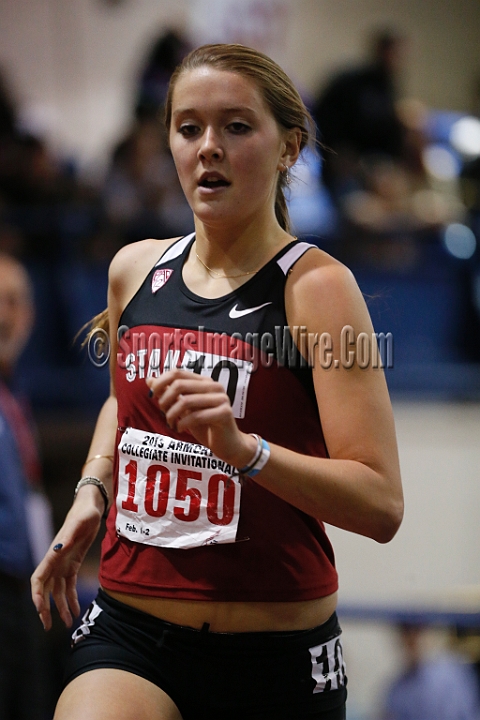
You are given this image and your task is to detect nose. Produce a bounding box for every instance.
[198,127,224,162]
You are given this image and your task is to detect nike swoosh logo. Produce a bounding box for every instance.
[229,302,272,318]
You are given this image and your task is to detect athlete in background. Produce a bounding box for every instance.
[31,44,403,720]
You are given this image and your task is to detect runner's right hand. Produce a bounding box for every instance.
[31,493,103,631]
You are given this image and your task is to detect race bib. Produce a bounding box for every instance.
[116,427,242,549]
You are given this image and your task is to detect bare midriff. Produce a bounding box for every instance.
[103,589,338,632]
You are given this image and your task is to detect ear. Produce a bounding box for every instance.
[278,127,302,172]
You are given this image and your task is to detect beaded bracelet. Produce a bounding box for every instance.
[238,434,271,478]
[74,476,109,519]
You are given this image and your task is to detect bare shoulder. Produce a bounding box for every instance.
[109,237,180,286]
[108,237,181,305]
[286,246,364,329]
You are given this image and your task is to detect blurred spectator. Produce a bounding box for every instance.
[0,221,25,257]
[382,623,480,720]
[312,31,467,270]
[103,115,192,243]
[0,66,17,140]
[134,28,191,120]
[0,134,78,261]
[0,253,55,720]
[313,28,407,205]
[102,28,193,244]
[0,134,71,205]
[0,64,83,262]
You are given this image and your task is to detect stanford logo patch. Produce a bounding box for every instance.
[152,268,173,293]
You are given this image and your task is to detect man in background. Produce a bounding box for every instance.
[0,253,54,720]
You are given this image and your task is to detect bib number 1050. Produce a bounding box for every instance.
[121,459,235,526]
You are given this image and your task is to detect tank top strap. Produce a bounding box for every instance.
[155,232,195,267]
[276,241,317,276]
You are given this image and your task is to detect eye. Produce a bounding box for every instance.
[227,122,251,134]
[178,124,199,137]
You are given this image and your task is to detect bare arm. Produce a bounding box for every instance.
[249,252,403,542]
[31,237,177,629]
[149,250,403,544]
[31,395,118,630]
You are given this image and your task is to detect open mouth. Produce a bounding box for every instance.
[198,175,230,189]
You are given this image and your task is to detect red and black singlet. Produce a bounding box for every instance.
[99,234,338,601]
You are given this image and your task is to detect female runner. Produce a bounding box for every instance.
[31,43,403,720]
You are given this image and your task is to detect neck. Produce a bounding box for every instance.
[192,214,291,277]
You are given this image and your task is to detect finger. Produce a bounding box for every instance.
[148,369,217,397]
[158,378,224,414]
[167,392,228,427]
[31,559,53,610]
[52,577,73,628]
[38,608,52,632]
[146,368,198,396]
[65,574,81,619]
[31,586,49,630]
[31,572,53,630]
[176,402,236,438]
[31,571,45,614]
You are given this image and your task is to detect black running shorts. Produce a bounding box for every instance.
[65,589,347,720]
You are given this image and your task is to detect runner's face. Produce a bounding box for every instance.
[169,67,286,229]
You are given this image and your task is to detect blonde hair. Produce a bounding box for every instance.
[165,43,315,232]
[77,308,109,349]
